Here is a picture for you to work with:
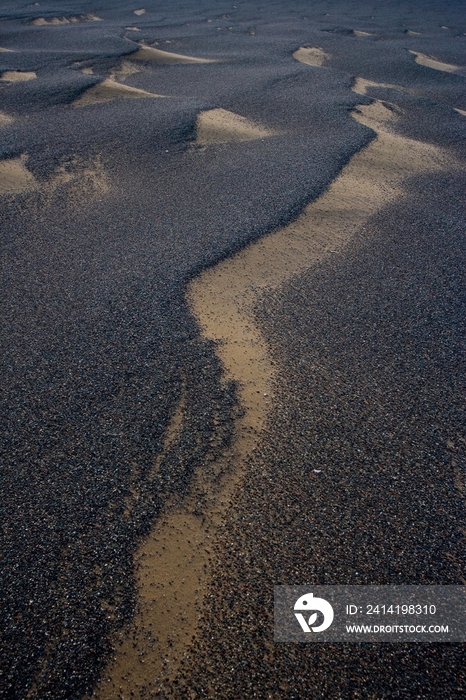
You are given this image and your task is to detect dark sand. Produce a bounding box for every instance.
[1,1,465,698]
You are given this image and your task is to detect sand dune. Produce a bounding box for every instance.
[0,70,37,81]
[134,9,146,15]
[196,108,276,144]
[94,90,455,699]
[353,30,373,36]
[31,14,101,26]
[73,78,163,106]
[409,50,461,73]
[130,45,215,64]
[0,112,14,126]
[293,46,329,66]
[0,156,36,194]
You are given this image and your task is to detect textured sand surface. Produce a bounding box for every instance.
[409,49,462,73]
[130,45,215,64]
[94,88,461,700]
[292,46,330,66]
[196,108,276,143]
[0,111,14,126]
[0,1,465,699]
[0,156,36,193]
[1,70,36,81]
[73,78,163,106]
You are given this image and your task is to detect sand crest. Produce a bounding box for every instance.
[133,8,146,15]
[407,30,421,35]
[0,70,37,81]
[293,46,329,66]
[125,26,141,31]
[0,155,36,194]
[353,30,373,36]
[31,14,102,26]
[130,45,215,64]
[408,50,460,73]
[196,108,276,144]
[0,46,14,52]
[454,108,466,116]
[72,78,163,106]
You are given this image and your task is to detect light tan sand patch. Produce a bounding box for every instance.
[93,99,453,699]
[293,46,329,66]
[31,14,101,26]
[0,111,14,127]
[110,60,141,82]
[134,8,146,15]
[196,108,276,144]
[353,30,373,36]
[454,108,466,117]
[0,154,108,200]
[0,155,36,194]
[0,70,37,81]
[352,77,405,95]
[407,30,421,35]
[0,46,14,52]
[81,67,94,75]
[32,17,69,25]
[72,78,163,106]
[125,26,141,31]
[130,45,215,64]
[409,50,461,73]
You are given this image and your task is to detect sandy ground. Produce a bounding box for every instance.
[1,1,465,699]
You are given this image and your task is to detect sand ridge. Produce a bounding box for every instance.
[72,78,163,106]
[196,108,277,144]
[130,44,216,64]
[353,30,374,36]
[408,50,461,73]
[31,14,102,26]
[293,46,330,66]
[0,70,37,81]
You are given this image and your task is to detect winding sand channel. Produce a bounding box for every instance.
[94,97,453,698]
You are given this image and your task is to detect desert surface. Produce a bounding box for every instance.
[1,1,465,698]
